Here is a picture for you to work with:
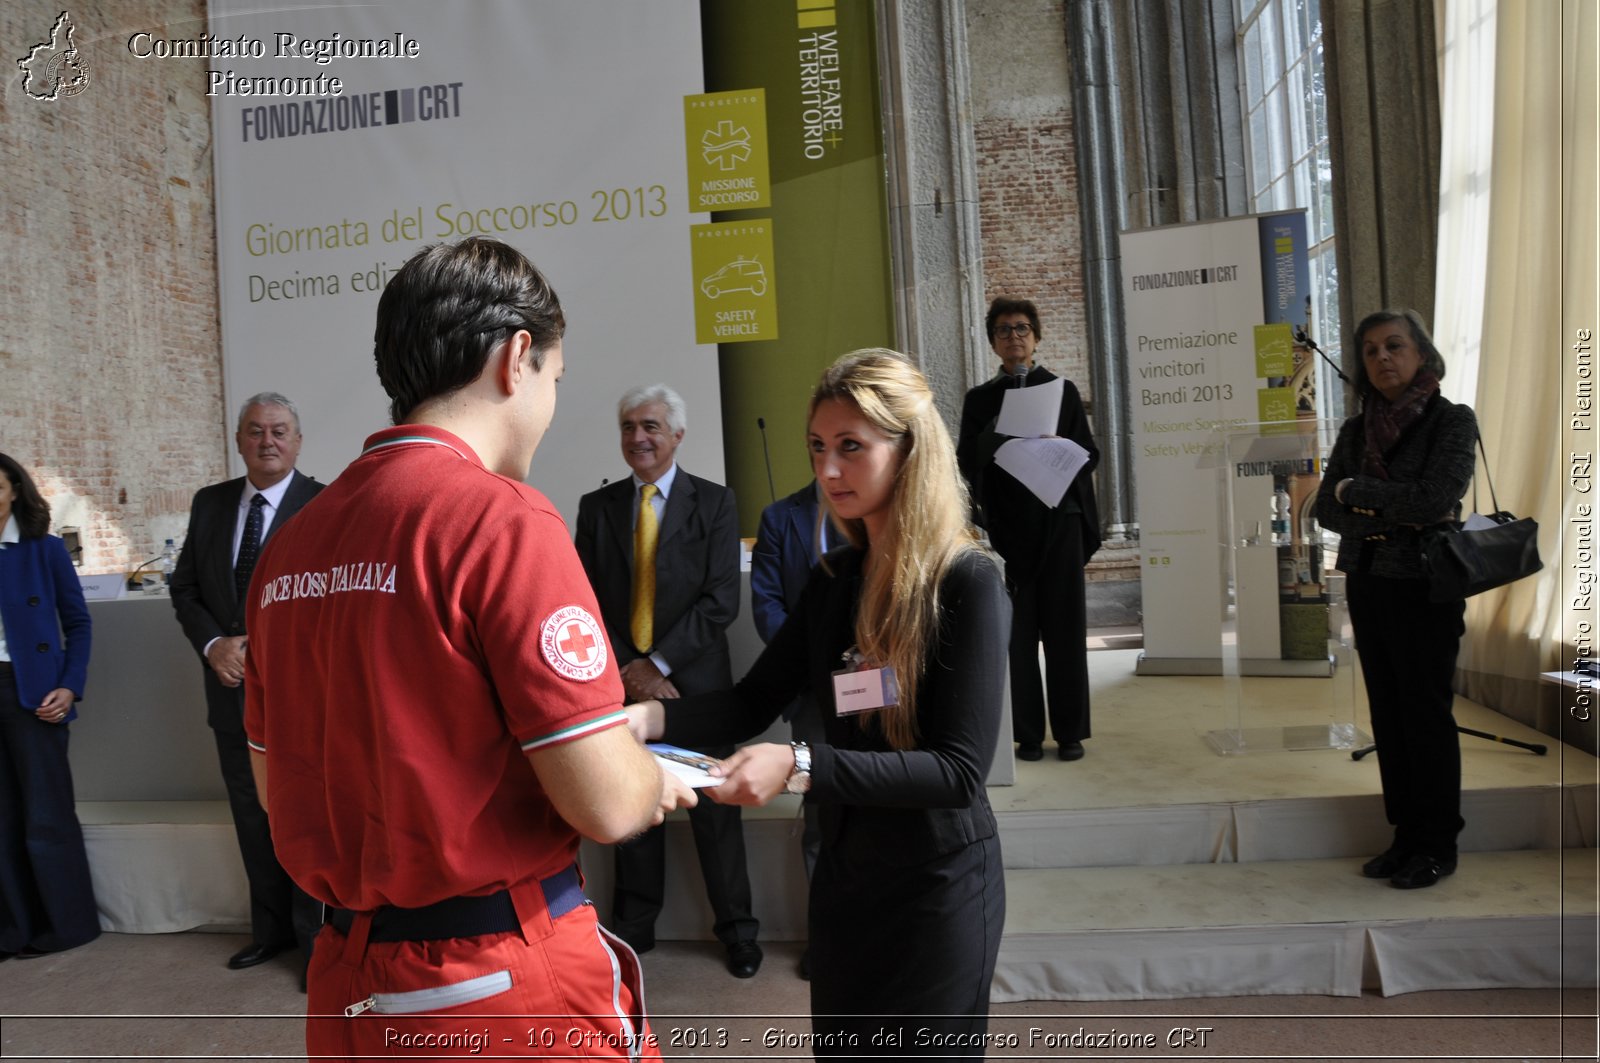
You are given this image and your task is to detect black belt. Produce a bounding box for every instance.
[325,864,584,943]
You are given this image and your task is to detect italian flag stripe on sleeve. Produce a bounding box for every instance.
[521,710,628,752]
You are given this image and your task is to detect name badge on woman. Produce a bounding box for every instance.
[832,648,899,716]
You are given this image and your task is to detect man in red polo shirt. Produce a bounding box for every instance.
[243,237,693,1061]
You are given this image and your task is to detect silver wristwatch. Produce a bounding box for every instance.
[785,741,812,795]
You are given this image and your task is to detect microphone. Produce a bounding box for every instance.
[756,417,777,503]
[1293,324,1353,386]
[126,553,165,590]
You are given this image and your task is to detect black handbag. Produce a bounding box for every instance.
[1421,435,1542,602]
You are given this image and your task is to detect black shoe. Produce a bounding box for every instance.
[726,940,763,978]
[1058,741,1085,761]
[1016,743,1044,761]
[616,933,654,956]
[15,946,48,960]
[226,941,288,970]
[797,947,811,981]
[1390,853,1457,890]
[1361,846,1411,879]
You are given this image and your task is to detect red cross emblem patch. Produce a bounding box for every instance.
[540,605,608,682]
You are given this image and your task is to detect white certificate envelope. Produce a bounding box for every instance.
[994,436,1090,508]
[994,376,1063,437]
[647,743,725,788]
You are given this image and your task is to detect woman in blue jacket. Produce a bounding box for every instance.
[0,452,98,958]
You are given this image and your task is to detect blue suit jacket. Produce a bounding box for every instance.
[0,534,92,719]
[750,482,833,646]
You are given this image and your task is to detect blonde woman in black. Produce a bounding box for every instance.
[629,350,1010,1056]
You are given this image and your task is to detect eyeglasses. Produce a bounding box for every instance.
[994,323,1033,338]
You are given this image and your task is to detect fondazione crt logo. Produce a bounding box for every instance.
[17,11,92,101]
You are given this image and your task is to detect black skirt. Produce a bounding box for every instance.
[807,833,1006,1058]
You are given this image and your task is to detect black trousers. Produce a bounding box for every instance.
[0,669,99,954]
[212,727,320,961]
[1347,573,1467,858]
[1007,529,1091,747]
[611,743,757,948]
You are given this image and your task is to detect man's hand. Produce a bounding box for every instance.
[652,773,698,827]
[206,636,249,688]
[706,742,795,807]
[620,658,679,702]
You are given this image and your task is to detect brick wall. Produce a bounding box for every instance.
[2,1,227,574]
[966,0,1091,404]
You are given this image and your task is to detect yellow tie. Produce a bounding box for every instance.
[630,483,659,653]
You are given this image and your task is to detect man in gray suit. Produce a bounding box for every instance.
[574,384,761,978]
[170,392,321,975]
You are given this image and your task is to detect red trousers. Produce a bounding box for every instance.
[305,876,659,1061]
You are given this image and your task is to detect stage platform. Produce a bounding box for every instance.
[76,649,1597,1001]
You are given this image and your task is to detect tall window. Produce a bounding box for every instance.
[1237,0,1343,418]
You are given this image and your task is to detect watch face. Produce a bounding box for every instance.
[786,773,811,795]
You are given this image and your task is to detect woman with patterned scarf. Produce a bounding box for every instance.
[1315,309,1479,889]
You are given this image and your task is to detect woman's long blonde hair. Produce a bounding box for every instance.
[809,349,979,750]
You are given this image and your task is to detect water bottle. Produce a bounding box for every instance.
[160,539,177,586]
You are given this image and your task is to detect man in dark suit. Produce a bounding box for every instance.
[958,297,1101,763]
[574,384,761,978]
[749,478,838,980]
[170,392,322,974]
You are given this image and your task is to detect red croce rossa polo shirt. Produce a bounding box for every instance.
[244,425,625,911]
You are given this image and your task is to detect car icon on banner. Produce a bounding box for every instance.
[700,257,767,299]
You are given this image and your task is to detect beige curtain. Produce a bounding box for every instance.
[1452,0,1595,753]
[1430,0,1497,408]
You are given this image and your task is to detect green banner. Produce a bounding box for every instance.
[699,0,894,533]
[1254,322,1294,378]
[685,90,772,212]
[691,220,779,342]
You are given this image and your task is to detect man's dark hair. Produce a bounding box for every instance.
[374,238,565,424]
[0,452,52,540]
[985,296,1042,343]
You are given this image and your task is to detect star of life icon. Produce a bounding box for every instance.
[701,120,752,171]
[541,605,608,682]
[18,11,91,101]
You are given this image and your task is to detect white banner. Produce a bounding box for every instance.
[207,0,716,523]
[1122,218,1267,663]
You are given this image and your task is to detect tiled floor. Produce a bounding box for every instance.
[0,930,1593,1061]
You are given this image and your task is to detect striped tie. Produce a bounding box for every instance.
[630,483,659,653]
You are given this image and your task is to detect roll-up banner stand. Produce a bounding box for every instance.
[1120,211,1316,675]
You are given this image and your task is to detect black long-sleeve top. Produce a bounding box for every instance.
[661,546,1010,866]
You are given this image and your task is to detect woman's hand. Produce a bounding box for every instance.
[35,688,73,724]
[623,700,665,743]
[706,742,796,807]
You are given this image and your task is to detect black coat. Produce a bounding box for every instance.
[956,366,1102,574]
[1314,394,1478,580]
